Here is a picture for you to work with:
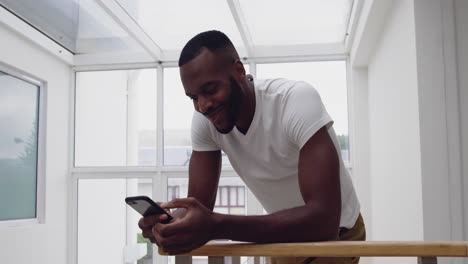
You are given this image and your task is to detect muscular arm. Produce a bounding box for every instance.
[156,126,341,254]
[187,150,222,210]
[211,126,341,242]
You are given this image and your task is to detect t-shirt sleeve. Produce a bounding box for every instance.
[191,111,220,151]
[282,82,334,149]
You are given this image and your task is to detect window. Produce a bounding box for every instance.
[75,69,158,167]
[167,177,246,215]
[163,68,194,166]
[216,186,245,215]
[167,185,179,201]
[256,61,350,162]
[0,64,45,223]
[78,178,154,264]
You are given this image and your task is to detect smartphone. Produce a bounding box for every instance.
[125,195,173,224]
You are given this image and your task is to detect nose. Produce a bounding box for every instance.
[197,96,213,114]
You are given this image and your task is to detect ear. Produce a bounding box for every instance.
[232,59,246,82]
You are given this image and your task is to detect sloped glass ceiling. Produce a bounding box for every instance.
[0,0,149,55]
[116,0,245,52]
[238,0,354,46]
[0,0,354,61]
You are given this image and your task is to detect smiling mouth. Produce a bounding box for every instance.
[206,106,224,122]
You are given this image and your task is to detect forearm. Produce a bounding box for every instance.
[211,203,340,243]
[187,150,221,210]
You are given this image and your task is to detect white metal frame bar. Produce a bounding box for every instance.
[73,62,160,72]
[344,0,365,52]
[0,62,47,227]
[67,69,78,264]
[73,51,157,66]
[156,65,164,168]
[227,0,255,57]
[93,0,162,61]
[349,0,393,67]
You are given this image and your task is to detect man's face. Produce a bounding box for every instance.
[180,49,242,134]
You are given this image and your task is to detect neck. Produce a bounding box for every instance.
[235,75,256,135]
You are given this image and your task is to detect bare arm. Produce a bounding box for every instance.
[210,126,341,242]
[139,150,221,240]
[187,150,222,210]
[156,126,341,253]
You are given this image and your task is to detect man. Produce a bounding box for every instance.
[139,30,365,264]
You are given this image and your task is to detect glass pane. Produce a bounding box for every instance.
[0,0,150,56]
[166,176,246,264]
[221,187,228,206]
[238,187,245,206]
[256,61,349,161]
[239,0,354,45]
[163,68,193,166]
[163,65,250,167]
[167,176,246,215]
[167,186,179,201]
[78,178,153,264]
[0,71,39,221]
[229,187,236,206]
[116,0,245,54]
[75,69,157,167]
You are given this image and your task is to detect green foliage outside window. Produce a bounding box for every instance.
[137,233,152,264]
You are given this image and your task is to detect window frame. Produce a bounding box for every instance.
[0,61,47,226]
[69,58,352,264]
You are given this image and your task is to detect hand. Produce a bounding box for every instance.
[138,210,171,244]
[153,197,217,255]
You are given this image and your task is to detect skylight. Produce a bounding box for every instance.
[0,0,356,63]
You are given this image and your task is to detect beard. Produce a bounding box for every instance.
[213,77,242,134]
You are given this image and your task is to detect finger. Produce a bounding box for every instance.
[138,217,146,229]
[153,222,180,238]
[159,214,170,222]
[155,219,191,238]
[142,228,154,239]
[152,227,164,246]
[141,214,167,227]
[161,197,197,210]
[160,240,194,255]
[156,232,193,248]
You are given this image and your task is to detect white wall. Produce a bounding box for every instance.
[413,0,465,246]
[367,0,424,249]
[455,0,468,244]
[351,1,466,263]
[0,23,71,264]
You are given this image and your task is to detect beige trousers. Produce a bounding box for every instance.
[269,214,366,264]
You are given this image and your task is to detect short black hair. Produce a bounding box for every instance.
[178,30,239,67]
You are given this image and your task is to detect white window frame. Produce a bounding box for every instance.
[69,57,353,264]
[0,62,47,227]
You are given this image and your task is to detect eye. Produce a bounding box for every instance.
[204,83,219,95]
[205,87,216,95]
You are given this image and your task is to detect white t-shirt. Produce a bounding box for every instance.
[191,78,360,228]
